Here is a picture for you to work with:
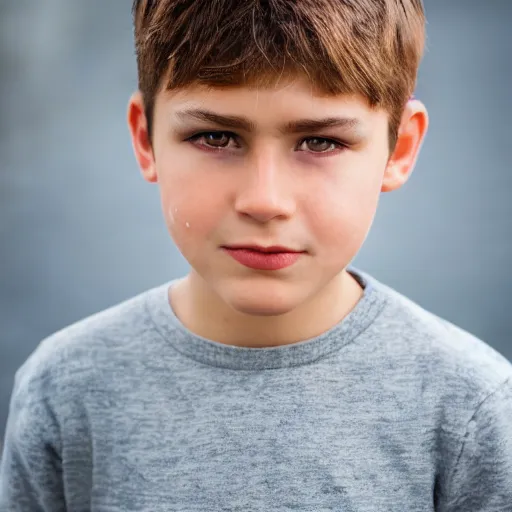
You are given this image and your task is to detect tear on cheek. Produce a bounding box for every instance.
[168,207,179,225]
[167,207,191,229]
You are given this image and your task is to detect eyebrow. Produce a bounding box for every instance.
[283,116,361,134]
[175,108,362,134]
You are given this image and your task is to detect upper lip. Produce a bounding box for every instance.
[223,244,302,253]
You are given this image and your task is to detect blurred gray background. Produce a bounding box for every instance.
[1,1,511,439]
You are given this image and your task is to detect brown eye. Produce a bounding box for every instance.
[203,132,231,147]
[299,137,339,153]
[187,131,242,152]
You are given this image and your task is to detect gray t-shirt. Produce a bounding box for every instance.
[1,267,512,511]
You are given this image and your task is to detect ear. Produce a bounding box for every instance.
[381,99,429,193]
[127,91,157,183]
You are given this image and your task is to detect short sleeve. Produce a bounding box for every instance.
[0,365,66,511]
[441,377,512,511]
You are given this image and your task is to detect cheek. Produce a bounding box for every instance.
[157,163,226,249]
[304,169,382,256]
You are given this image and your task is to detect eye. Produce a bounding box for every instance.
[187,131,239,149]
[297,137,344,153]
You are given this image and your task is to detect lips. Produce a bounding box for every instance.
[224,244,301,254]
[222,245,304,271]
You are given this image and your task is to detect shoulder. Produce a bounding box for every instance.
[12,283,167,401]
[365,274,512,409]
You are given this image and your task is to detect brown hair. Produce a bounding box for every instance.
[132,0,425,152]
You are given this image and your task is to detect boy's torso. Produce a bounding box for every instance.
[64,345,437,511]
[8,269,512,511]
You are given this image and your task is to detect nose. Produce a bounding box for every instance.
[234,152,296,223]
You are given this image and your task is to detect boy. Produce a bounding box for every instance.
[1,0,511,510]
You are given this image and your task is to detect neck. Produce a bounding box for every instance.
[168,269,364,348]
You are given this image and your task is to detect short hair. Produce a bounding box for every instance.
[132,0,425,152]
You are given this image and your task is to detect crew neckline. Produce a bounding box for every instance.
[146,266,388,370]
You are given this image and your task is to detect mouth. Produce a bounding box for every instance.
[221,245,305,271]
[222,244,303,254]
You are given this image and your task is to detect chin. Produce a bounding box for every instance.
[219,278,307,317]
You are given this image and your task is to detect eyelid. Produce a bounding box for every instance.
[186,130,235,138]
[298,136,346,144]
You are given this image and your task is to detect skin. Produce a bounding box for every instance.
[127,76,428,348]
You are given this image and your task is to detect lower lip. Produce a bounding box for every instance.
[223,248,303,270]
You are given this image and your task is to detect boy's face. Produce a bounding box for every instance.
[129,77,426,317]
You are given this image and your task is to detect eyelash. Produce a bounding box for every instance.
[186,131,348,155]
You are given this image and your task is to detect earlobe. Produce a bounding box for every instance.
[381,100,428,193]
[127,91,157,183]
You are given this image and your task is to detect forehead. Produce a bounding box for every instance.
[156,76,388,128]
